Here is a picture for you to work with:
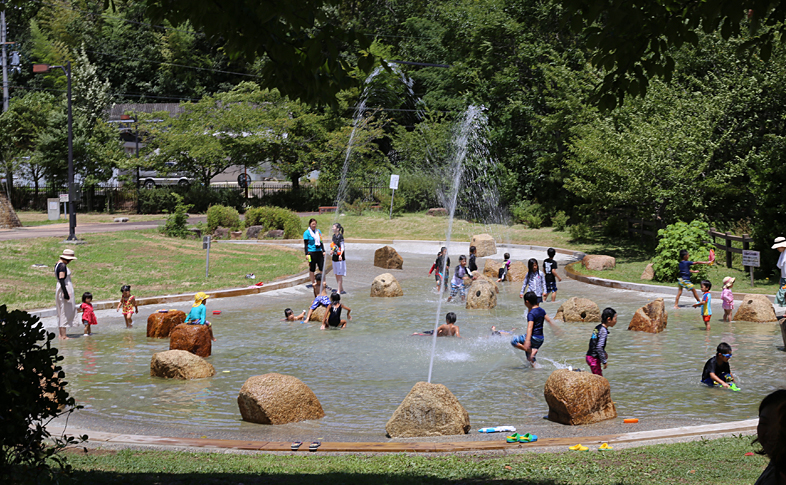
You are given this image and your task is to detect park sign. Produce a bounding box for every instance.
[742,250,760,268]
[389,174,399,190]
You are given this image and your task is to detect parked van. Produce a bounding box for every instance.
[139,162,192,188]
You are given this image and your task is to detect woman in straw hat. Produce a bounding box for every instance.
[54,249,77,339]
[773,237,786,306]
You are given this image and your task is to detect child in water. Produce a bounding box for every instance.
[585,307,617,376]
[692,280,713,330]
[321,293,351,329]
[185,291,217,341]
[283,308,306,321]
[701,342,736,388]
[304,273,331,323]
[417,312,461,337]
[447,255,474,303]
[721,276,735,322]
[497,253,511,282]
[116,285,137,328]
[511,291,548,366]
[80,291,97,336]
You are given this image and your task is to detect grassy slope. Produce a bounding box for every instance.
[1,230,306,311]
[62,436,765,484]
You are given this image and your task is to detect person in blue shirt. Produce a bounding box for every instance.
[511,291,551,366]
[675,249,710,308]
[303,218,326,289]
[185,291,216,341]
[693,280,713,330]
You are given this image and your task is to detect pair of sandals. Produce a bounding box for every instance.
[569,443,613,451]
[291,441,320,452]
[505,433,538,443]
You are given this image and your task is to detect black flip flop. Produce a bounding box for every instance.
[291,441,302,451]
[309,441,321,452]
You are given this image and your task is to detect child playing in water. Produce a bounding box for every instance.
[497,253,511,282]
[675,249,710,308]
[511,291,548,366]
[185,291,217,341]
[304,274,331,322]
[585,307,617,376]
[721,276,735,322]
[692,280,713,330]
[417,312,461,337]
[468,246,478,273]
[447,255,473,302]
[491,325,515,336]
[116,285,137,328]
[283,308,306,321]
[520,259,547,303]
[431,247,450,292]
[701,342,736,388]
[543,248,562,302]
[80,291,97,336]
[321,293,352,329]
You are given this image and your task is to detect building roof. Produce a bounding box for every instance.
[108,103,185,121]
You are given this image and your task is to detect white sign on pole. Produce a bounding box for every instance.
[389,174,399,190]
[742,250,760,267]
[58,193,69,203]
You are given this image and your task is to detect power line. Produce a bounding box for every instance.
[10,84,199,102]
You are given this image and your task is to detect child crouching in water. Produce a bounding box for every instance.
[701,342,736,389]
[585,307,617,376]
[283,308,306,321]
[322,293,351,329]
[80,292,97,336]
[185,291,217,341]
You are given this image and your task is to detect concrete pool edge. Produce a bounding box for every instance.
[49,418,757,454]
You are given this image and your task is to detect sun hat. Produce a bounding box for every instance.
[193,291,209,307]
[59,249,77,260]
[722,276,736,288]
[773,237,786,249]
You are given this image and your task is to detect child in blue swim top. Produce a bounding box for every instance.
[185,291,217,341]
[511,291,551,366]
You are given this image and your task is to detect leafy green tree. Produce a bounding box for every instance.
[0,92,57,190]
[651,221,712,282]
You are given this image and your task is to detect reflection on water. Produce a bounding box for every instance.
[54,252,786,434]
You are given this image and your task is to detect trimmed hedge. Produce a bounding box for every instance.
[206,205,241,231]
[139,186,245,214]
[244,206,301,239]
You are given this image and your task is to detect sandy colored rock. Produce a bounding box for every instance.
[308,305,327,322]
[582,254,616,271]
[169,323,212,358]
[628,298,668,333]
[213,226,230,239]
[470,234,497,257]
[150,349,215,379]
[147,310,187,338]
[0,192,21,229]
[555,297,601,322]
[370,273,404,297]
[471,273,499,293]
[466,279,498,310]
[427,208,448,216]
[640,263,654,280]
[483,259,503,279]
[245,225,265,239]
[385,382,470,438]
[544,369,617,425]
[506,261,528,282]
[374,245,403,270]
[734,294,777,322]
[237,373,325,425]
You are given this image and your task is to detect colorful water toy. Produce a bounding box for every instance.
[708,249,716,265]
[478,426,516,433]
[623,418,639,423]
[212,310,221,315]
[157,309,168,313]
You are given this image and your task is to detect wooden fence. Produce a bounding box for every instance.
[707,228,754,271]
[626,218,662,242]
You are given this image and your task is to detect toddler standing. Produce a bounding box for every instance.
[721,276,735,322]
[692,280,713,330]
[116,285,138,328]
[80,292,97,336]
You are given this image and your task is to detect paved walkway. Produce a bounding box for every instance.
[0,216,204,241]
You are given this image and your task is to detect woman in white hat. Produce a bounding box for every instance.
[54,249,77,339]
[773,237,786,306]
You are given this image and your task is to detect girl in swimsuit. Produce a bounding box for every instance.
[321,293,351,329]
[116,285,137,328]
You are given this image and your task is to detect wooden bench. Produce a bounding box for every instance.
[318,206,338,214]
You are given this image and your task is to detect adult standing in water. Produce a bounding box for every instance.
[774,237,786,306]
[54,248,78,339]
[304,218,325,288]
[330,223,347,294]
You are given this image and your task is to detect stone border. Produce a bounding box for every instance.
[564,261,778,304]
[48,418,756,454]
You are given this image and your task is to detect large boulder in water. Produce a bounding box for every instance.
[150,350,215,379]
[734,294,777,322]
[466,279,498,310]
[544,369,617,425]
[582,255,616,271]
[308,306,327,322]
[374,246,403,270]
[555,297,601,322]
[483,259,503,279]
[237,373,325,424]
[147,310,187,338]
[169,323,212,358]
[628,298,668,333]
[470,234,497,257]
[370,273,404,297]
[507,261,528,282]
[385,382,470,438]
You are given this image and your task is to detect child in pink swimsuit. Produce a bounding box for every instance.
[721,276,735,322]
[116,285,137,328]
[80,291,97,335]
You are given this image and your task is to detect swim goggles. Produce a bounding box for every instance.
[722,353,732,358]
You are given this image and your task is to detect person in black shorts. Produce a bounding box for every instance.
[303,218,325,288]
[468,246,478,273]
[321,293,351,329]
[543,247,562,302]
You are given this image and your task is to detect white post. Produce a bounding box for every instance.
[203,235,211,278]
[389,189,395,220]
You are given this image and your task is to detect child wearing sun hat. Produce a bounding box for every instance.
[185,291,216,341]
[721,276,735,322]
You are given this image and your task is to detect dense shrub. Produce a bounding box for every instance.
[377,190,407,216]
[551,211,570,231]
[651,220,712,282]
[396,172,440,211]
[511,201,544,228]
[244,206,302,239]
[161,194,193,238]
[568,222,593,242]
[249,185,335,212]
[139,186,245,214]
[602,215,628,238]
[139,188,180,214]
[206,205,241,231]
[0,305,86,483]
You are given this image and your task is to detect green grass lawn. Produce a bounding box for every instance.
[0,230,306,311]
[15,210,174,226]
[59,435,765,484]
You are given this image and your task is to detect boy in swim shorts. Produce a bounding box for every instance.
[675,249,710,308]
[511,291,547,366]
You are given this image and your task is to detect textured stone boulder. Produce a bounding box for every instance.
[544,369,617,425]
[213,226,230,239]
[169,323,212,358]
[246,225,265,239]
[374,245,404,270]
[466,279,498,310]
[230,230,243,239]
[555,297,601,322]
[427,208,448,216]
[147,310,187,338]
[370,273,404,297]
[640,263,654,280]
[0,192,22,229]
[470,234,497,257]
[628,298,668,333]
[734,294,778,322]
[150,350,215,379]
[264,229,284,238]
[308,306,327,322]
[582,255,616,271]
[385,382,470,438]
[237,373,325,424]
[483,259,503,279]
[506,261,528,282]
[471,273,499,293]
